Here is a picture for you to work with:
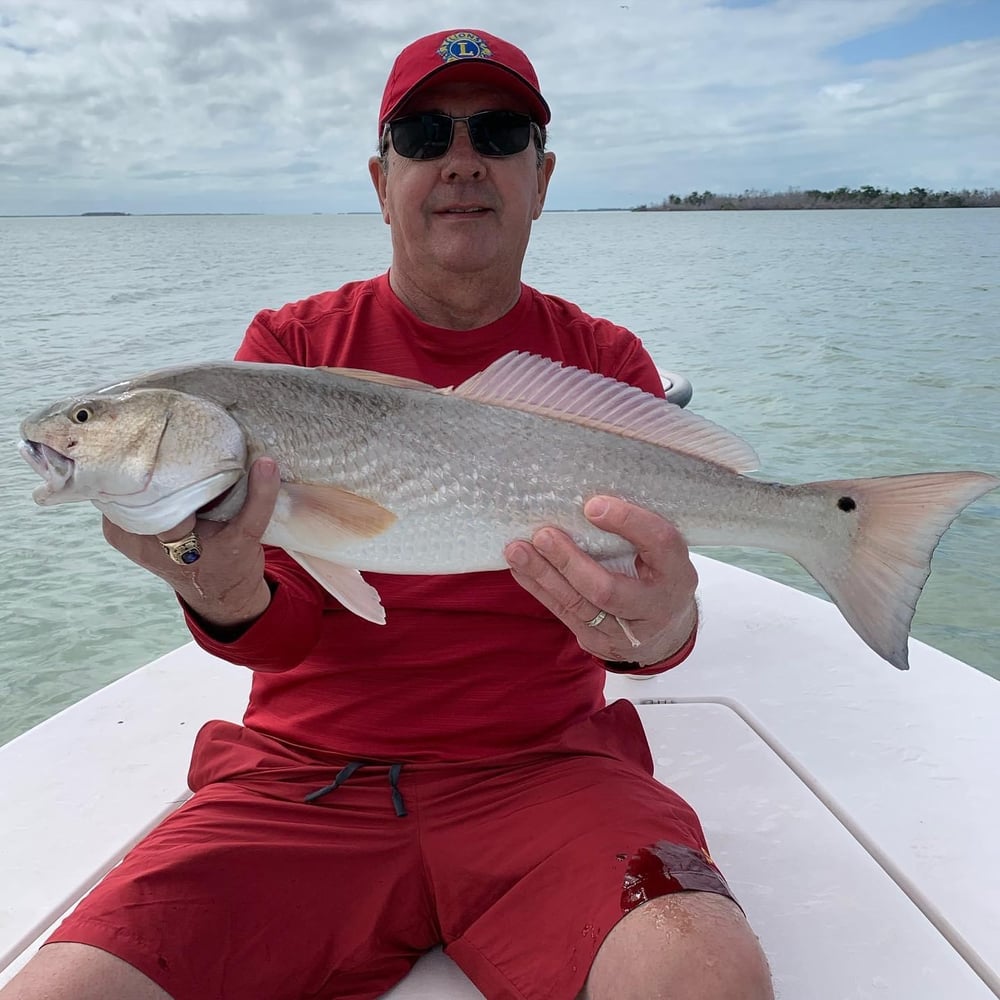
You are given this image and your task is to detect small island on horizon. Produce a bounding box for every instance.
[4,185,997,217]
[632,185,1000,211]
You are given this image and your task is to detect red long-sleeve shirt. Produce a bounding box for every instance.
[186,274,690,761]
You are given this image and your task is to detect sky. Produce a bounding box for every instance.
[2,0,999,215]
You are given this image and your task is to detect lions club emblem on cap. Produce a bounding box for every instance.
[437,32,493,63]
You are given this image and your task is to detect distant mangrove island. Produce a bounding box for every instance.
[632,186,1000,211]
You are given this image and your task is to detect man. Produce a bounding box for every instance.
[3,29,772,1000]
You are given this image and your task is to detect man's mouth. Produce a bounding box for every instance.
[439,206,490,215]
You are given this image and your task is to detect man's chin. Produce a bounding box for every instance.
[428,237,505,275]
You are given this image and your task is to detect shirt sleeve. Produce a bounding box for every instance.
[598,620,698,677]
[182,549,328,673]
[599,325,668,400]
[181,309,329,671]
[235,307,299,364]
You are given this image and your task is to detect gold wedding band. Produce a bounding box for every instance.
[162,531,202,566]
[585,609,608,628]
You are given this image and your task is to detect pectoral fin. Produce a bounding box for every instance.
[288,551,387,624]
[266,483,397,553]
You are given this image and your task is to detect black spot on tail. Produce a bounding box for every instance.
[837,496,857,512]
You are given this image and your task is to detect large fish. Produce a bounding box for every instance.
[18,352,998,670]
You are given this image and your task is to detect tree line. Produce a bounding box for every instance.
[633,186,1000,211]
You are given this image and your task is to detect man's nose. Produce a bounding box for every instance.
[441,120,485,178]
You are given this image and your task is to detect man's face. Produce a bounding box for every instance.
[369,81,556,282]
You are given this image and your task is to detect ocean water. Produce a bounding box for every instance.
[1,209,998,746]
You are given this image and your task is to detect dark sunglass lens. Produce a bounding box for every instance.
[390,114,453,159]
[389,111,534,159]
[469,111,532,156]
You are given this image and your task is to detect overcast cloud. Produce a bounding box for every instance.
[2,0,998,215]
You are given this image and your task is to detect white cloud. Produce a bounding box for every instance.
[1,0,997,214]
[821,81,869,101]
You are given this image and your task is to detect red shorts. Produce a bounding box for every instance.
[48,700,734,1000]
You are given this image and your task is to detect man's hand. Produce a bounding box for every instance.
[103,457,282,630]
[504,496,698,665]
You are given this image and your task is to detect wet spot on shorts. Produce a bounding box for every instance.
[620,840,735,913]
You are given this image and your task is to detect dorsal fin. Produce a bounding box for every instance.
[318,367,439,392]
[454,352,759,472]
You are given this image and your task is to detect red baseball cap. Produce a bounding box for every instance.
[378,29,550,134]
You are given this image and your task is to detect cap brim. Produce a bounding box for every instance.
[382,60,550,127]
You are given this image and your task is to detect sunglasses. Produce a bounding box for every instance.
[385,110,539,160]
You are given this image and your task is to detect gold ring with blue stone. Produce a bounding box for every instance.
[162,531,202,566]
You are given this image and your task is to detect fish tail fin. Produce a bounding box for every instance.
[792,472,997,669]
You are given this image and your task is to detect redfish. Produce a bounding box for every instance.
[19,352,998,669]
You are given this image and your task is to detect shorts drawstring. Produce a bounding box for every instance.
[388,762,407,817]
[305,760,407,817]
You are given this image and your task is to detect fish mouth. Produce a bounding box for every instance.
[18,439,75,501]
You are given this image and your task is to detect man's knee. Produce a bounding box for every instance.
[581,890,773,1000]
[0,942,171,1000]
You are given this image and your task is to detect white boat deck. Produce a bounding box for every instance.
[2,555,998,997]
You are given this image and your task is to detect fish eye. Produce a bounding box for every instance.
[70,406,93,424]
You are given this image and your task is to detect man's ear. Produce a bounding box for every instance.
[533,151,557,220]
[368,156,390,224]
